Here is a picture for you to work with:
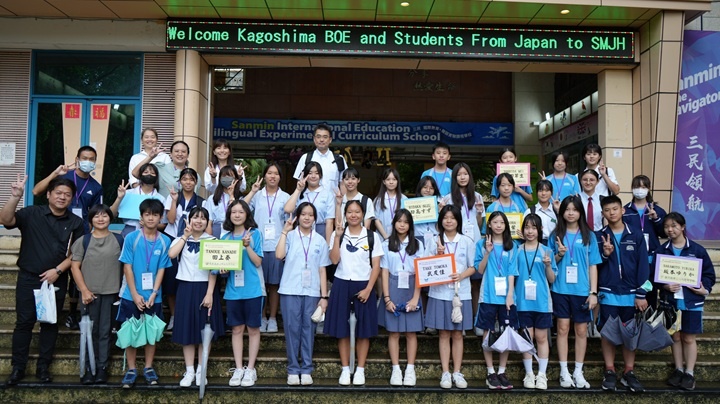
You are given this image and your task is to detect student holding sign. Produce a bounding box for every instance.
[414,176,441,247]
[379,209,424,387]
[475,211,519,390]
[168,207,223,388]
[276,202,331,386]
[220,200,265,388]
[118,163,164,238]
[491,148,533,211]
[424,205,477,389]
[485,173,524,237]
[655,213,716,391]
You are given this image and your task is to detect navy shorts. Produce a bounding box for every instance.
[598,304,636,330]
[518,311,553,329]
[552,292,591,323]
[116,298,163,323]
[680,310,703,334]
[475,303,518,330]
[226,297,264,328]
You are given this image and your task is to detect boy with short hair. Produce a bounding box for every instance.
[580,143,619,197]
[595,195,648,392]
[420,142,452,197]
[118,199,171,388]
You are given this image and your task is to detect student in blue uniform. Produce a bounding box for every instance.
[475,211,519,390]
[167,206,223,388]
[490,148,533,211]
[424,205,476,390]
[221,200,264,388]
[379,209,424,387]
[515,214,556,390]
[524,180,557,245]
[420,142,453,197]
[204,165,242,238]
[595,195,649,393]
[373,168,407,240]
[656,212,716,391]
[284,161,336,243]
[276,202,330,386]
[243,163,290,334]
[548,195,601,390]
[541,151,581,209]
[622,175,667,308]
[485,173,524,236]
[325,199,384,386]
[414,176,441,248]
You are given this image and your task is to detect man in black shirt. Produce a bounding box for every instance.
[0,174,84,385]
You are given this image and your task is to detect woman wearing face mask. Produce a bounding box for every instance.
[128,128,172,187]
[204,139,247,194]
[118,163,164,238]
[622,175,667,309]
[131,140,201,198]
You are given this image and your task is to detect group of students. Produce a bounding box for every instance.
[41,126,715,392]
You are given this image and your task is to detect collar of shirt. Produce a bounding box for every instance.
[42,204,70,219]
[442,233,462,244]
[314,149,333,159]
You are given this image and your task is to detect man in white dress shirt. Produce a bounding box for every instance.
[292,124,347,190]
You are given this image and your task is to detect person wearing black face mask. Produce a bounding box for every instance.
[116,163,165,238]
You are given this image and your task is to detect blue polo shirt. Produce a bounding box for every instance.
[475,242,519,305]
[221,229,265,300]
[548,173,581,202]
[119,230,172,304]
[549,230,602,296]
[421,167,453,197]
[490,174,531,211]
[515,243,557,313]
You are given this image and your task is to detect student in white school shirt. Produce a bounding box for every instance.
[128,128,172,187]
[579,170,604,232]
[334,167,374,229]
[578,143,619,197]
[292,124,347,190]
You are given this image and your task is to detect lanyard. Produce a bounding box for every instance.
[388,194,397,220]
[462,194,471,220]
[445,238,458,255]
[73,171,90,206]
[523,246,540,279]
[564,231,580,263]
[266,190,278,222]
[299,227,313,267]
[498,201,511,213]
[633,203,646,230]
[143,232,158,271]
[308,190,320,206]
[492,244,505,276]
[397,240,409,272]
[432,169,449,188]
[222,193,229,212]
[552,173,567,200]
[230,230,247,241]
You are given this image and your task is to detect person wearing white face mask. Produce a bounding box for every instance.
[622,175,667,309]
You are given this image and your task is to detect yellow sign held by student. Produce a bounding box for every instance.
[497,163,531,186]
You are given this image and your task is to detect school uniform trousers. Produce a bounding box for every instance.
[280,294,320,374]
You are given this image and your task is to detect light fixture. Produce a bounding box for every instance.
[545,112,552,121]
[560,9,570,15]
[401,2,410,7]
[113,104,120,110]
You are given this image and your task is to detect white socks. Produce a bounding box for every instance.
[523,359,533,374]
[538,358,549,374]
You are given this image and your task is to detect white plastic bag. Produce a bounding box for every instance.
[311,306,325,323]
[33,280,57,324]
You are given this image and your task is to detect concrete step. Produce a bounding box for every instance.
[1,377,719,403]
[1,348,720,383]
[0,267,17,285]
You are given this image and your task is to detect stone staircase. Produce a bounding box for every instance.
[1,234,719,402]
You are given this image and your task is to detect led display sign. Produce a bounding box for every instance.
[167,20,635,62]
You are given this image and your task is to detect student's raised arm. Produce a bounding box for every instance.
[32,164,72,196]
[109,180,130,218]
[0,174,27,227]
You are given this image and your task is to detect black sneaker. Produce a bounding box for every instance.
[486,373,502,390]
[601,370,617,391]
[65,314,79,330]
[95,367,108,384]
[81,371,95,385]
[680,373,695,391]
[497,373,513,390]
[667,369,684,387]
[620,371,645,392]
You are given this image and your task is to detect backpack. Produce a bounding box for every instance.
[81,233,125,262]
[301,151,346,173]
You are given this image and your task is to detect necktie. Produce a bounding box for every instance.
[587,197,594,229]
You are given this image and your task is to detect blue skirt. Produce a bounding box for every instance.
[315,223,326,239]
[324,278,378,339]
[262,250,284,285]
[171,281,225,345]
[378,274,424,333]
[425,297,473,331]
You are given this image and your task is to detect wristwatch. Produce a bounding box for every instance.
[590,291,598,296]
[55,267,62,275]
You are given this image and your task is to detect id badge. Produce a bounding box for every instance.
[524,280,537,300]
[141,273,153,291]
[566,265,578,284]
[463,224,475,238]
[674,289,684,300]
[234,270,245,288]
[644,233,650,250]
[398,272,410,289]
[302,267,312,288]
[264,224,276,241]
[72,208,83,218]
[494,276,507,296]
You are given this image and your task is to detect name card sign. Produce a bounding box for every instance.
[199,240,244,271]
[487,212,524,239]
[403,196,439,224]
[415,254,457,287]
[167,21,635,62]
[654,254,702,288]
[496,163,531,186]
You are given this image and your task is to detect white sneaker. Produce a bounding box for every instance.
[179,371,194,387]
[338,369,351,386]
[452,372,468,389]
[260,317,268,333]
[287,374,300,385]
[241,367,257,387]
[301,374,313,385]
[166,316,175,331]
[440,372,452,389]
[573,371,590,389]
[389,368,403,386]
[403,368,416,386]
[559,371,575,388]
[229,368,244,387]
[195,366,207,386]
[523,373,536,389]
[474,327,483,336]
[535,373,548,390]
[267,318,279,333]
[353,370,365,386]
